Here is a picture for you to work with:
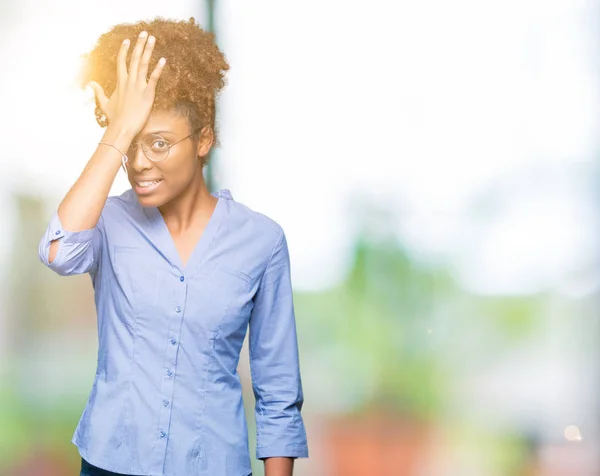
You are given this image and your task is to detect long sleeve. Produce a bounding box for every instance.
[249,229,309,460]
[38,210,103,276]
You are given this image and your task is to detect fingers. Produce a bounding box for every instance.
[127,31,149,83]
[137,35,156,82]
[117,38,130,88]
[146,57,167,91]
[89,81,109,112]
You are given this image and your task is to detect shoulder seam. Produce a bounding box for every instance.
[256,227,284,287]
[232,201,281,235]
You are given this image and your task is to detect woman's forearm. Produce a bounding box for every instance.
[57,123,135,232]
[263,457,294,476]
[47,124,135,264]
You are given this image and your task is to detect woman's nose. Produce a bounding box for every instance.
[129,145,153,172]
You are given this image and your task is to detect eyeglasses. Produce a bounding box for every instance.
[127,126,203,164]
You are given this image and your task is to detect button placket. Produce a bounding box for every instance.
[153,271,187,469]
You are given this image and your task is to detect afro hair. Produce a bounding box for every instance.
[80,16,230,148]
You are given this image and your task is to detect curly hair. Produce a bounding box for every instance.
[80,16,230,150]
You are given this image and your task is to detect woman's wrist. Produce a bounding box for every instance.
[102,122,137,151]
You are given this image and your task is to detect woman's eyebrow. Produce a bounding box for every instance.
[148,130,174,135]
[132,130,176,142]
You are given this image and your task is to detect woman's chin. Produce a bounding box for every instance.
[135,192,166,208]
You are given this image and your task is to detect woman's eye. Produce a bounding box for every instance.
[150,140,169,151]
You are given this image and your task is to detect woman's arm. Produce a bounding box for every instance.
[41,31,166,273]
[248,229,309,473]
[263,457,294,476]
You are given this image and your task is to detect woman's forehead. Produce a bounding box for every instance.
[141,110,189,134]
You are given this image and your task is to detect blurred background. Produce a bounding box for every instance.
[1,1,599,475]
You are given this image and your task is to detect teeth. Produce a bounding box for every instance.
[137,180,161,187]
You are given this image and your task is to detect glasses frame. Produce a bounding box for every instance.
[127,126,204,165]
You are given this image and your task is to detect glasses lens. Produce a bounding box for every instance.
[142,134,169,162]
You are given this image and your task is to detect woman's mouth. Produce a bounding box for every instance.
[134,179,163,195]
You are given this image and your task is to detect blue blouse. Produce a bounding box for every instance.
[38,188,308,476]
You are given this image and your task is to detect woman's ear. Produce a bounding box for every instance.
[196,126,214,158]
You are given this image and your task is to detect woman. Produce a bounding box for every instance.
[38,17,308,476]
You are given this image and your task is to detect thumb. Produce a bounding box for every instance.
[89,81,109,110]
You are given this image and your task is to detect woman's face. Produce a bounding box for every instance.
[126,109,212,208]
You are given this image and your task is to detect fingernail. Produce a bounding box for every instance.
[148,36,155,44]
[140,31,148,38]
[159,57,166,66]
[123,39,130,46]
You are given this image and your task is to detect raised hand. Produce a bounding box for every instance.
[89,31,166,137]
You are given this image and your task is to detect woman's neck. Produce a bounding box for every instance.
[158,166,217,234]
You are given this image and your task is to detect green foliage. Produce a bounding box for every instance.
[295,232,543,421]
